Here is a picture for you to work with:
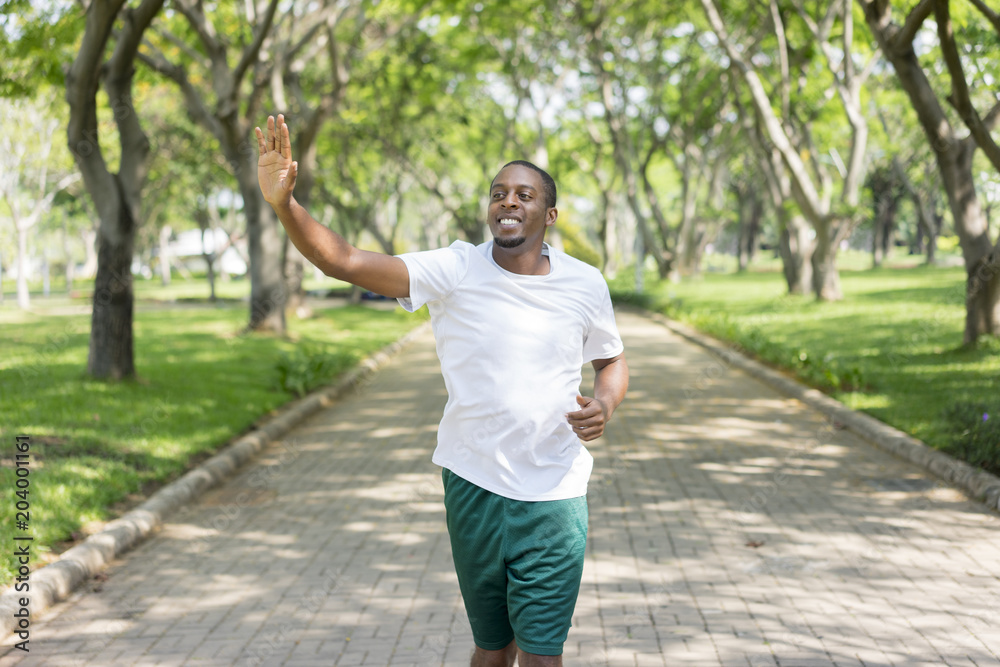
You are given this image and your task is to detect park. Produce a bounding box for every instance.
[1,0,999,665]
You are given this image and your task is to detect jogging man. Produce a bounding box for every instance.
[256,114,628,666]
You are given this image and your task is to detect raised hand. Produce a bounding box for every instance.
[255,114,298,208]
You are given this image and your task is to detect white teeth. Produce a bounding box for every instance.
[499,218,519,226]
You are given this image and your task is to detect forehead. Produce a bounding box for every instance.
[491,164,543,191]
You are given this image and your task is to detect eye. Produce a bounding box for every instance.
[492,192,504,199]
[518,193,530,200]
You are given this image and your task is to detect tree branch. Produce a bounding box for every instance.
[936,0,1000,172]
[897,0,934,48]
[150,24,210,70]
[966,0,1000,35]
[701,0,825,222]
[770,0,790,119]
[172,0,223,59]
[983,99,1000,131]
[65,0,127,225]
[136,47,224,140]
[233,0,280,89]
[107,0,165,196]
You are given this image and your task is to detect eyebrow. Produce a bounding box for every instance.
[491,182,538,192]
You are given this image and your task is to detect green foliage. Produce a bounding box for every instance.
[942,402,1000,477]
[668,305,869,393]
[556,216,601,268]
[0,2,80,97]
[937,236,961,253]
[275,345,358,397]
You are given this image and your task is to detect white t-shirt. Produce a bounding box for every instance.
[396,240,624,501]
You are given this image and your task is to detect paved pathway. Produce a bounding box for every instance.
[3,310,999,666]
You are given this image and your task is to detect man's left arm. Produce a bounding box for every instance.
[567,353,629,442]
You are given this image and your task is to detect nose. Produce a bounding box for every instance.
[501,193,519,209]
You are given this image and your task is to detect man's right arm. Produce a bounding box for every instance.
[272,196,409,298]
[257,114,409,299]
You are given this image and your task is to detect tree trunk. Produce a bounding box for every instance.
[67,0,163,379]
[235,159,286,333]
[81,227,98,279]
[87,189,136,379]
[282,136,314,318]
[197,219,217,303]
[158,224,171,286]
[603,196,619,277]
[925,211,941,265]
[42,250,49,297]
[16,223,29,309]
[778,214,813,295]
[872,198,898,269]
[737,193,762,272]
[282,236,307,316]
[63,215,75,292]
[967,250,1000,344]
[947,142,1000,342]
[811,220,845,301]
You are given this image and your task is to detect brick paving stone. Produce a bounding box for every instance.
[2,310,999,666]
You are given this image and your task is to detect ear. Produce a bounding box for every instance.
[545,206,558,228]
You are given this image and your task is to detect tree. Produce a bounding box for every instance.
[702,0,876,300]
[572,0,675,280]
[140,0,285,332]
[858,0,1000,343]
[0,94,79,309]
[730,155,765,272]
[66,0,165,379]
[866,163,904,268]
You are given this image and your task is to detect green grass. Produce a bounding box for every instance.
[610,262,1000,477]
[0,295,421,585]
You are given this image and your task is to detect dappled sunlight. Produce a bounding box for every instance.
[375,532,426,546]
[233,530,297,546]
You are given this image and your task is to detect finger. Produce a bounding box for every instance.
[567,405,601,421]
[280,117,292,160]
[570,416,605,430]
[255,126,266,155]
[574,425,604,441]
[266,116,275,151]
[284,161,298,191]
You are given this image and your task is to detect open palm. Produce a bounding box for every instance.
[256,114,297,207]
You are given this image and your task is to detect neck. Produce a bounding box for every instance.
[491,241,550,275]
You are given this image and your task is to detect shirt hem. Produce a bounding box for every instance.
[434,457,588,502]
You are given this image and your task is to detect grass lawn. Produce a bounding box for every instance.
[610,259,1000,477]
[0,291,422,585]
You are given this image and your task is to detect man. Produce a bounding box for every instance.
[256,114,628,666]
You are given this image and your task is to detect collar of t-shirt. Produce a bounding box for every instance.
[486,241,555,280]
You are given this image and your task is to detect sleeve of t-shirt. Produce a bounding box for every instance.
[582,279,625,363]
[394,240,473,312]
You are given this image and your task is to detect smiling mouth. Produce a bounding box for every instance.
[498,218,520,227]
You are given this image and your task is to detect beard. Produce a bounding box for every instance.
[494,235,526,249]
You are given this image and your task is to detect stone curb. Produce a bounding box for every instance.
[632,307,1000,512]
[0,321,431,640]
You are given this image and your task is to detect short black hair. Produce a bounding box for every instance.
[495,160,557,209]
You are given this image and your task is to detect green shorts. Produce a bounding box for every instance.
[442,468,588,656]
